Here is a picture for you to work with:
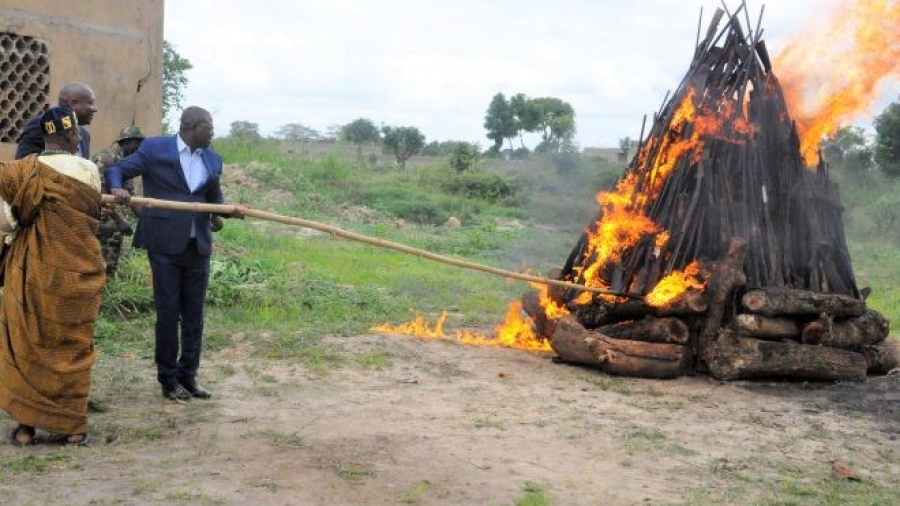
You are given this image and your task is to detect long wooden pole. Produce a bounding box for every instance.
[103,195,642,299]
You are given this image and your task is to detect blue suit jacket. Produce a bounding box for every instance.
[106,135,225,257]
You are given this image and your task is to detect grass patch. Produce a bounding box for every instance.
[3,452,72,474]
[590,376,633,395]
[250,428,304,448]
[515,482,553,506]
[396,481,429,504]
[336,465,376,480]
[356,351,393,370]
[621,426,667,455]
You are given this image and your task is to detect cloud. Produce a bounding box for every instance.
[164,0,897,147]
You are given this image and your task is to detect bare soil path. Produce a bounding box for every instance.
[1,334,897,505]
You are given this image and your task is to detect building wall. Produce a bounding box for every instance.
[0,0,164,159]
[582,146,638,165]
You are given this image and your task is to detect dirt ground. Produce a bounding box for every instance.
[0,332,897,506]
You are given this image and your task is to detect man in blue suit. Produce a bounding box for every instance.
[107,106,245,401]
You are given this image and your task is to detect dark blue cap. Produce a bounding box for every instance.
[40,106,79,135]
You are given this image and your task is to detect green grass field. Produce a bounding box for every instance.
[99,139,899,366]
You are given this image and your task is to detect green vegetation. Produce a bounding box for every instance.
[98,138,615,364]
[484,92,576,155]
[161,40,192,129]
[97,133,898,373]
[682,458,900,506]
[381,125,426,168]
[830,167,900,333]
[873,98,900,177]
[514,482,553,506]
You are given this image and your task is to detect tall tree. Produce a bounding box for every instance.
[162,41,193,129]
[484,93,517,152]
[340,118,381,145]
[874,98,900,177]
[229,120,261,140]
[276,123,320,141]
[382,125,425,168]
[822,126,872,172]
[530,97,576,152]
[510,93,541,149]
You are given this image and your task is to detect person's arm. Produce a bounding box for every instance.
[107,143,152,202]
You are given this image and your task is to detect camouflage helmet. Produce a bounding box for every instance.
[116,125,145,143]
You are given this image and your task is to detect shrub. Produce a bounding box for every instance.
[438,171,516,202]
[101,251,154,317]
[449,142,480,172]
[868,192,900,237]
[207,255,270,306]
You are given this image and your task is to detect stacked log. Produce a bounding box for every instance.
[536,281,896,381]
[703,288,894,381]
[549,315,687,379]
[527,4,896,382]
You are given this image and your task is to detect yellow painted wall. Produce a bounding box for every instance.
[0,0,164,159]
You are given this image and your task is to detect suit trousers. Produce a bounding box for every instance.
[148,240,210,385]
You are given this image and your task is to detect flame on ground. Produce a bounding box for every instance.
[372,304,551,352]
[775,0,900,164]
[370,311,447,339]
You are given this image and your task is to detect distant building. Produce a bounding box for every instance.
[583,139,639,165]
[0,1,164,159]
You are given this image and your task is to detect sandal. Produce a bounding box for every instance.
[6,424,35,447]
[42,432,91,446]
[65,433,91,446]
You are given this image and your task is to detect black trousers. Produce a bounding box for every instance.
[148,241,210,385]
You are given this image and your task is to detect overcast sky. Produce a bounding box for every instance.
[163,0,898,148]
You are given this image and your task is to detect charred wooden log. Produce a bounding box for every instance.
[741,287,865,318]
[596,316,689,344]
[571,290,707,328]
[730,314,800,339]
[551,315,685,379]
[550,315,597,365]
[521,291,555,340]
[705,332,867,381]
[699,238,748,362]
[800,310,889,349]
[590,336,686,379]
[861,343,899,375]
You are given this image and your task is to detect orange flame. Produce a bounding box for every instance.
[372,305,551,352]
[645,260,706,307]
[775,0,900,164]
[574,87,746,305]
[461,301,552,351]
[370,310,447,339]
[535,283,570,320]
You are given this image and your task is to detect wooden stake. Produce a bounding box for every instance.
[102,195,638,299]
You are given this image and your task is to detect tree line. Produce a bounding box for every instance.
[164,42,898,176]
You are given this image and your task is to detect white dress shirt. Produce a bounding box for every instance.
[176,134,209,238]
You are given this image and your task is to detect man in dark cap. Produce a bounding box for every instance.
[15,82,97,159]
[0,106,105,446]
[94,125,146,277]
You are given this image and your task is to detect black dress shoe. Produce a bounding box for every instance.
[161,383,192,401]
[179,379,212,399]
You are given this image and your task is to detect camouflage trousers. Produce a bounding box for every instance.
[97,219,126,277]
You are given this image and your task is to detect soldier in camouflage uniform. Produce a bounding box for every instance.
[94,125,144,277]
